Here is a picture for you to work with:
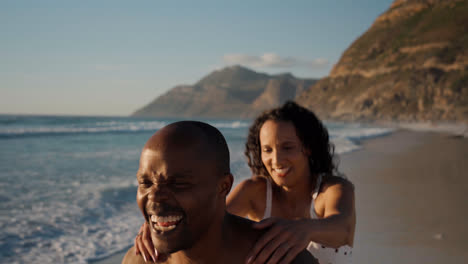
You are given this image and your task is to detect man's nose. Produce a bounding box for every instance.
[147,183,171,202]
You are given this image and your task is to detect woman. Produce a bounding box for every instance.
[135,101,355,263]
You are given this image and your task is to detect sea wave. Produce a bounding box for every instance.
[0,120,252,139]
[329,126,394,141]
[328,125,394,154]
[0,178,141,264]
[210,121,250,129]
[0,121,168,138]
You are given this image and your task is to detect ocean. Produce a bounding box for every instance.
[0,115,393,263]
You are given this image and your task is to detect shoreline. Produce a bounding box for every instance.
[91,129,468,264]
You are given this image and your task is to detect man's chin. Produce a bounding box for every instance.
[150,228,191,255]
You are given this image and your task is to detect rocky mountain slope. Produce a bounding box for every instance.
[298,0,468,121]
[132,66,317,118]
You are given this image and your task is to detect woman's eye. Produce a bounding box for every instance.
[283,145,296,151]
[262,148,272,153]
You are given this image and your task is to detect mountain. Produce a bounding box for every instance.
[132,66,317,118]
[297,0,468,121]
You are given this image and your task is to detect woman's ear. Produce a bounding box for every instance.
[303,147,311,156]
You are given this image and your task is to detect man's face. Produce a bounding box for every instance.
[136,143,222,254]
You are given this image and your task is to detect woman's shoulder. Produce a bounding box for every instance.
[235,176,268,195]
[320,175,354,194]
[227,176,269,217]
[315,175,355,218]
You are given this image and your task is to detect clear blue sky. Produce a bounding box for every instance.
[1,0,394,116]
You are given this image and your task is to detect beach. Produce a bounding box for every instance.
[93,129,468,264]
[343,130,468,264]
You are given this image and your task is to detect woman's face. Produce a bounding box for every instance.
[259,120,311,188]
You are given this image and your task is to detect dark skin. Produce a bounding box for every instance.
[122,122,317,264]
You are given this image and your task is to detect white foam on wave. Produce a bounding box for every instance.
[332,137,362,154]
[0,176,141,264]
[397,122,468,137]
[327,123,394,154]
[211,121,250,129]
[329,126,394,141]
[0,120,167,136]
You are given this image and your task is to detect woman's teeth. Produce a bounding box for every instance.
[150,215,183,231]
[274,167,290,175]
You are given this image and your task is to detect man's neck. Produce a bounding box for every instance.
[166,211,227,264]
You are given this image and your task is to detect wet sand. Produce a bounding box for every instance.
[342,130,468,264]
[93,130,468,264]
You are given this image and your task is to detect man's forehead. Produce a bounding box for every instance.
[141,148,159,157]
[139,146,212,169]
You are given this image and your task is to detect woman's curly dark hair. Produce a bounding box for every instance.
[245,101,338,180]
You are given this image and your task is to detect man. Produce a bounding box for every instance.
[123,121,317,264]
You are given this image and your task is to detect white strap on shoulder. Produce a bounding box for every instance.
[263,177,272,219]
[312,174,323,200]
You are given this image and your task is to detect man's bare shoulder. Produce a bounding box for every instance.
[227,213,263,242]
[122,246,150,264]
[291,249,319,264]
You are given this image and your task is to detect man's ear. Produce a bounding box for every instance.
[218,173,233,197]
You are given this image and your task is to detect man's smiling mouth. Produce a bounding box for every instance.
[151,215,183,232]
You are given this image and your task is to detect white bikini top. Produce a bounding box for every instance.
[263,175,353,264]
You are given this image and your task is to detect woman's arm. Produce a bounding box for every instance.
[307,179,355,247]
[226,179,254,217]
[246,179,355,264]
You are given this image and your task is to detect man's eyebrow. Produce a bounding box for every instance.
[136,172,149,179]
[171,172,194,179]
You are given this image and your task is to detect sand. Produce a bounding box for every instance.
[92,130,468,264]
[342,130,468,264]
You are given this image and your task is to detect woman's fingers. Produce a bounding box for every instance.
[134,235,141,255]
[249,234,286,264]
[246,223,287,263]
[247,219,312,264]
[141,222,156,262]
[265,242,293,264]
[134,222,146,255]
[278,245,304,264]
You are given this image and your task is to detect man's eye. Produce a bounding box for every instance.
[139,181,152,187]
[173,182,191,189]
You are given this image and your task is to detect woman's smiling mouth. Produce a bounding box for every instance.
[272,167,291,177]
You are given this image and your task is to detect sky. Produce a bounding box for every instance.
[1,0,394,116]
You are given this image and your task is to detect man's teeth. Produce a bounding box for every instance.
[151,215,183,223]
[150,215,183,231]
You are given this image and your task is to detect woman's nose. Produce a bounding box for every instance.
[272,149,284,165]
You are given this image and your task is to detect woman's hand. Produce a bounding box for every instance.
[134,221,157,262]
[246,217,312,264]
